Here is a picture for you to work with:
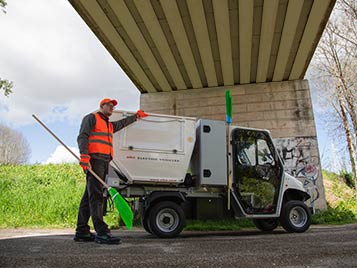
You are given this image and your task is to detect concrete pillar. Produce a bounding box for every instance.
[141,80,327,210]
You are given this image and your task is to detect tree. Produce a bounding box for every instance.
[0,0,7,13]
[0,124,31,165]
[0,78,13,97]
[0,0,13,96]
[310,0,357,188]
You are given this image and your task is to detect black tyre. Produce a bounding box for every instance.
[280,200,311,233]
[142,216,152,234]
[253,218,279,232]
[148,201,186,238]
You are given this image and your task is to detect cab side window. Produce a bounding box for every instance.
[237,138,256,166]
[257,139,275,166]
[232,129,282,214]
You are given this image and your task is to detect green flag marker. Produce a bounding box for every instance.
[225,90,232,124]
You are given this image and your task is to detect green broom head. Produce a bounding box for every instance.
[225,90,232,124]
[108,187,133,230]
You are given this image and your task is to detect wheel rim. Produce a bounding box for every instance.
[289,206,308,228]
[156,208,179,233]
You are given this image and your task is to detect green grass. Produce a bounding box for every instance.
[0,164,356,229]
[0,164,120,228]
[312,206,356,225]
[313,170,357,225]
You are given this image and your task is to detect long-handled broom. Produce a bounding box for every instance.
[32,114,133,230]
[225,90,233,210]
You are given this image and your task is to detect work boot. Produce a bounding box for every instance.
[73,232,95,242]
[95,233,121,244]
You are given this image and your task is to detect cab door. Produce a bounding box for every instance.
[232,128,283,215]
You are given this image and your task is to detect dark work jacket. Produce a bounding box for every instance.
[78,112,137,161]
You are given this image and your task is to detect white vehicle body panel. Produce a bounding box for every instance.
[282,172,307,193]
[110,111,196,184]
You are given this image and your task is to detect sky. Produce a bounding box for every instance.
[0,1,347,171]
[0,0,140,164]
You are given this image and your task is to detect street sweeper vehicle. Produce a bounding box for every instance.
[106,110,312,238]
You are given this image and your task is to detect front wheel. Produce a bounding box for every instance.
[148,201,186,238]
[280,200,311,233]
[253,218,279,232]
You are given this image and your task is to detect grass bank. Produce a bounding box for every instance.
[311,170,357,225]
[0,164,120,228]
[0,164,356,230]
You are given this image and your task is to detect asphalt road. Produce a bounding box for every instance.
[0,224,356,268]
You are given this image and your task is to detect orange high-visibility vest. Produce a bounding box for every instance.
[88,113,114,159]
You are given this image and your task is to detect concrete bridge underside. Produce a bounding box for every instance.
[69,0,336,210]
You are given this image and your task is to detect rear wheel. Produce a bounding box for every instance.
[280,200,311,233]
[142,216,152,234]
[148,201,186,238]
[253,218,279,232]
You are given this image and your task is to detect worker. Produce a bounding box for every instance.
[74,98,148,244]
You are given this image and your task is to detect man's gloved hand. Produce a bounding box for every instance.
[136,109,149,119]
[80,154,91,170]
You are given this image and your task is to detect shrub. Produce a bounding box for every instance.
[312,204,357,225]
[340,171,355,189]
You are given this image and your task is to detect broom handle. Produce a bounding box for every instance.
[32,114,109,189]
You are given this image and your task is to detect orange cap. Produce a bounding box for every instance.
[100,98,118,107]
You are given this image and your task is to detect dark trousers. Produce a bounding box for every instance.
[76,158,109,235]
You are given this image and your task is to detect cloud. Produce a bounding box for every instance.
[43,145,79,164]
[0,0,140,127]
